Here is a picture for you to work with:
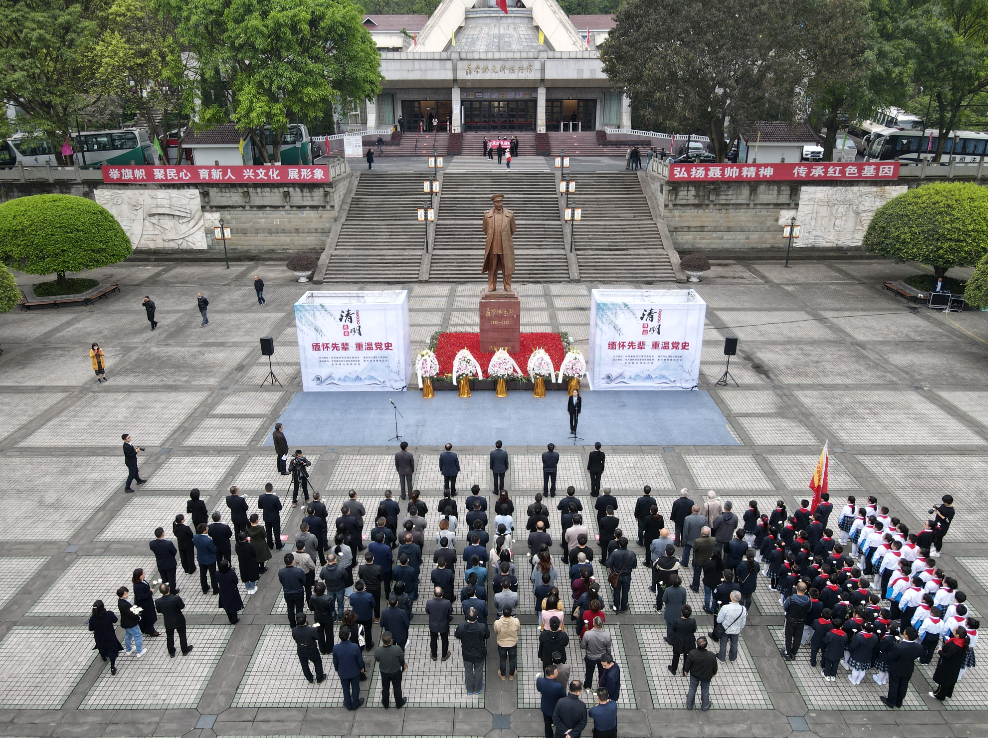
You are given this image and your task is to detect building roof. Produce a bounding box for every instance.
[740,121,819,144]
[181,123,245,147]
[568,14,616,30]
[363,15,429,32]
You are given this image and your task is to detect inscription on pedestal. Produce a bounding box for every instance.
[479,288,521,353]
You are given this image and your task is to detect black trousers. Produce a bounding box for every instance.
[589,471,602,496]
[284,592,305,627]
[265,519,282,549]
[594,729,617,738]
[232,520,247,540]
[430,628,449,657]
[543,471,556,496]
[166,624,189,655]
[584,656,603,688]
[199,562,218,594]
[888,673,910,707]
[293,476,310,504]
[304,570,315,604]
[492,472,505,493]
[784,620,804,656]
[381,670,404,706]
[277,454,287,474]
[125,462,141,489]
[359,619,374,650]
[178,548,196,574]
[569,411,579,434]
[444,475,457,495]
[159,566,177,594]
[369,588,382,619]
[399,474,413,498]
[543,713,555,738]
[316,620,335,654]
[146,310,156,328]
[298,649,325,681]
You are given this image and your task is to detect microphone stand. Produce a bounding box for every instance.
[388,399,404,443]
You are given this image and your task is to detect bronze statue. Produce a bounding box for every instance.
[482,193,516,292]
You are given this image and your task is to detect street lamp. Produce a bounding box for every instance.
[213,219,231,269]
[417,205,435,252]
[783,216,800,267]
[564,206,581,253]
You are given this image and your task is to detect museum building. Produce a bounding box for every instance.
[356,0,630,134]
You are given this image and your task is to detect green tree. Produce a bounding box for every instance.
[963,252,988,307]
[0,195,133,285]
[359,0,439,12]
[601,0,806,161]
[802,0,910,161]
[93,0,195,163]
[0,0,107,164]
[864,183,988,281]
[175,0,382,162]
[0,264,18,313]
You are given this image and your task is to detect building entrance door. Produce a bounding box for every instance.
[462,100,535,131]
[546,100,597,131]
[400,100,453,132]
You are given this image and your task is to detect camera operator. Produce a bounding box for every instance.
[930,495,955,558]
[122,433,146,493]
[290,450,312,508]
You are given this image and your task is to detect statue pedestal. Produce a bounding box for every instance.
[479,288,521,353]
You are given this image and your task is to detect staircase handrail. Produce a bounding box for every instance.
[605,127,711,143]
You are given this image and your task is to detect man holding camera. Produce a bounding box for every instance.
[931,494,955,558]
[289,450,312,507]
[122,434,146,493]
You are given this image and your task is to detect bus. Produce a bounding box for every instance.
[75,128,158,166]
[846,107,925,154]
[0,134,59,167]
[865,129,988,163]
[253,124,314,164]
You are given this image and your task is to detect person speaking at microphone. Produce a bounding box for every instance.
[568,389,582,435]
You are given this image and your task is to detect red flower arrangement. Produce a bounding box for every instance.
[434,332,567,378]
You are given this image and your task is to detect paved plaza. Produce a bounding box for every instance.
[1,258,988,737]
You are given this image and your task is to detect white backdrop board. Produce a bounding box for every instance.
[295,291,411,391]
[588,289,706,390]
[343,134,363,158]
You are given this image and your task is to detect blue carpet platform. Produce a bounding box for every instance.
[270,390,738,447]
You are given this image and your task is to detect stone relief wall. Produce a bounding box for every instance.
[94,188,208,250]
[793,185,907,248]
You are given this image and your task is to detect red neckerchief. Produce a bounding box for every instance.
[826,584,840,591]
[811,598,820,604]
[818,618,832,627]
[948,637,967,648]
[798,508,809,515]
[852,616,864,625]
[877,617,891,626]
[862,632,875,638]
[857,588,869,596]
[830,628,846,636]
[928,617,941,624]
[820,537,832,543]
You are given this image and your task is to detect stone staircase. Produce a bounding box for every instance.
[461,132,537,156]
[664,207,782,252]
[382,132,449,157]
[208,209,335,254]
[567,172,678,282]
[548,131,660,156]
[429,171,569,282]
[323,173,427,282]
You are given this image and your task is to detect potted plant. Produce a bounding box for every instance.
[680,253,711,282]
[557,348,588,395]
[286,254,318,282]
[452,348,483,397]
[415,349,440,398]
[527,347,556,398]
[487,348,523,397]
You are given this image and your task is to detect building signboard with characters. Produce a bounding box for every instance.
[294,291,411,391]
[587,289,706,390]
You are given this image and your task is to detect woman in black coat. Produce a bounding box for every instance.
[187,489,209,529]
[662,573,689,635]
[87,600,123,675]
[235,533,260,594]
[667,604,697,675]
[132,568,159,636]
[931,626,970,701]
[216,559,244,624]
[702,550,725,614]
[642,507,664,565]
[173,514,196,574]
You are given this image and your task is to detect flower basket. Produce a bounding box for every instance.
[557,349,587,395]
[452,348,482,397]
[415,349,440,397]
[487,349,523,397]
[527,348,555,398]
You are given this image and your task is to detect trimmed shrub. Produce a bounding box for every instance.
[863,183,988,281]
[964,253,988,309]
[0,195,132,283]
[286,254,318,273]
[0,264,19,313]
[33,277,100,296]
[680,254,711,272]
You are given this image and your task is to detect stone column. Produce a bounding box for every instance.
[452,84,461,133]
[537,85,547,133]
[366,97,377,130]
[620,93,632,130]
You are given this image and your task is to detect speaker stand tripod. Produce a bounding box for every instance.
[259,355,282,387]
[715,354,738,387]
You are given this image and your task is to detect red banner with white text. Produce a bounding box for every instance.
[669,162,899,182]
[101,165,331,184]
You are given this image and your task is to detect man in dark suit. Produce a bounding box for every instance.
[670,489,695,548]
[273,422,289,474]
[333,626,366,709]
[552,681,588,738]
[882,627,925,708]
[122,433,145,492]
[542,443,559,498]
[394,441,415,500]
[226,486,250,539]
[439,443,460,497]
[490,440,509,493]
[257,482,284,550]
[304,506,327,565]
[594,487,617,524]
[207,512,233,562]
[568,389,582,434]
[293,613,327,683]
[149,527,179,594]
[154,583,193,657]
[142,296,157,330]
[587,442,605,497]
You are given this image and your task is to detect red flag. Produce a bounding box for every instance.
[497,0,508,13]
[809,441,829,512]
[587,27,592,45]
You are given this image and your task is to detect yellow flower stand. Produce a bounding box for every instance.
[422,377,434,398]
[458,376,472,397]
